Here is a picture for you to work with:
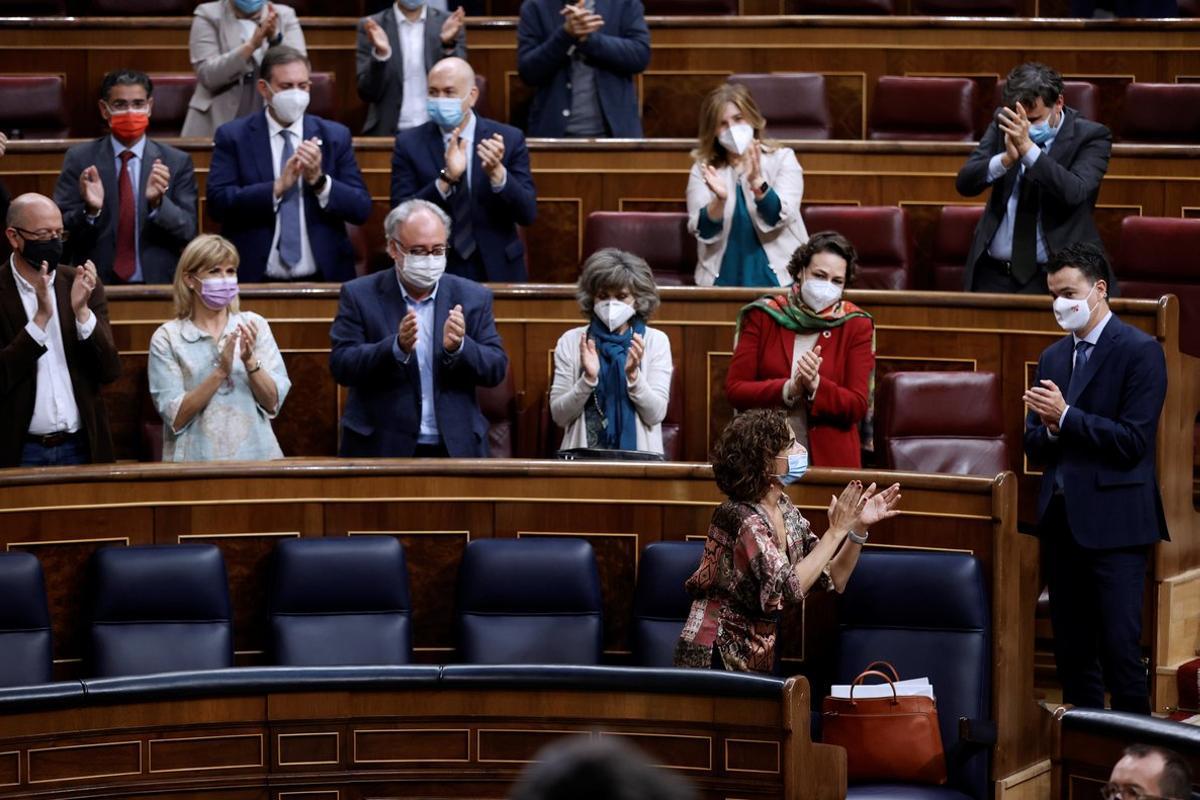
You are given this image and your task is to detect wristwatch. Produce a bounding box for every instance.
[847,530,869,545]
[308,173,329,192]
[758,180,769,194]
[247,360,263,375]
[439,167,460,186]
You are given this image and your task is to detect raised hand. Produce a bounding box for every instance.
[397,310,418,355]
[260,3,279,41]
[32,260,55,330]
[826,480,867,537]
[702,164,728,202]
[364,17,390,56]
[70,260,98,321]
[443,304,465,352]
[625,332,644,381]
[145,158,171,209]
[858,482,902,528]
[444,119,469,183]
[745,141,763,188]
[217,330,238,379]
[997,101,1032,158]
[440,7,466,44]
[792,343,822,395]
[296,137,323,185]
[580,334,599,382]
[1024,379,1067,433]
[238,321,259,367]
[477,133,506,184]
[273,152,303,199]
[79,165,105,215]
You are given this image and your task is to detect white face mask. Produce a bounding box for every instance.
[717,122,755,156]
[399,253,446,290]
[594,298,636,332]
[269,87,310,125]
[800,278,843,313]
[1052,284,1099,332]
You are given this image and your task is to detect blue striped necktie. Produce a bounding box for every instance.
[278,129,302,269]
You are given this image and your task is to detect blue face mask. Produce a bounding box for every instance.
[777,451,809,486]
[232,0,265,14]
[1029,111,1058,146]
[397,0,425,9]
[427,96,466,130]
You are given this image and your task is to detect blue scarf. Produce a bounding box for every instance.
[587,316,646,450]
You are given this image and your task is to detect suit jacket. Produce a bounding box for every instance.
[182,0,307,138]
[955,107,1112,290]
[726,308,874,468]
[516,0,650,137]
[329,270,508,457]
[1023,314,1168,549]
[355,6,467,137]
[207,111,372,282]
[54,137,198,285]
[390,116,537,282]
[0,262,122,467]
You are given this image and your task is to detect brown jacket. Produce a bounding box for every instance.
[0,261,122,467]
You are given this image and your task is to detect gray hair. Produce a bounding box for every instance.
[384,199,452,242]
[1002,62,1063,110]
[576,248,660,320]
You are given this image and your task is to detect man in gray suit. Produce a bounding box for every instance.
[356,0,467,137]
[54,70,198,285]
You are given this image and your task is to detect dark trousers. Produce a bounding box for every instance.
[447,250,487,284]
[1042,496,1151,714]
[971,254,1049,295]
[414,441,449,458]
[20,432,89,467]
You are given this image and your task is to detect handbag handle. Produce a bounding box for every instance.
[849,669,899,705]
[863,660,900,682]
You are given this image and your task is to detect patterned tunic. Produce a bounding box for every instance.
[674,495,832,673]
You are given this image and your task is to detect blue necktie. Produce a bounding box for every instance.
[1071,340,1092,387]
[278,130,302,268]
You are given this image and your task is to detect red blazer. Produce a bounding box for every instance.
[726,308,874,468]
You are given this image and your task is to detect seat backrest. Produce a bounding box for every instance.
[582,212,696,287]
[868,76,977,142]
[876,371,1007,475]
[801,205,914,289]
[836,550,991,799]
[270,536,412,666]
[477,364,518,458]
[0,75,69,139]
[985,80,1101,138]
[89,544,233,678]
[643,0,738,12]
[146,73,196,138]
[456,538,603,665]
[1119,83,1200,143]
[1115,215,1200,357]
[4,0,67,13]
[309,72,337,122]
[931,205,985,291]
[727,73,832,140]
[631,541,703,667]
[789,0,895,12]
[0,552,52,688]
[88,0,193,11]
[912,0,1017,14]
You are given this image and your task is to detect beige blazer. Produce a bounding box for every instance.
[686,145,808,287]
[182,1,307,138]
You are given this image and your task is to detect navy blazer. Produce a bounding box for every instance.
[54,136,198,285]
[330,270,508,457]
[956,107,1112,291]
[390,116,537,282]
[207,111,372,282]
[516,0,650,138]
[1024,314,1169,549]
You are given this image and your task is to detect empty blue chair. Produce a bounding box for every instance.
[0,552,52,687]
[457,538,603,665]
[631,541,703,667]
[89,544,233,678]
[835,549,993,800]
[270,536,413,666]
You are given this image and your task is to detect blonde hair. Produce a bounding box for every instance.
[172,234,241,319]
[691,83,777,168]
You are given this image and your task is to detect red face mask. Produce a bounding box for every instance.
[108,110,150,143]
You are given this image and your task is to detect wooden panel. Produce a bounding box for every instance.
[477,729,589,763]
[0,752,16,788]
[726,737,782,774]
[275,731,340,767]
[27,740,141,784]
[354,729,470,763]
[602,731,713,771]
[148,733,264,773]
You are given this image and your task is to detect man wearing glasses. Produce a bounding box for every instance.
[0,193,122,467]
[53,69,198,285]
[1104,744,1193,800]
[330,199,507,458]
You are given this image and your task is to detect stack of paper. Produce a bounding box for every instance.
[830,677,935,700]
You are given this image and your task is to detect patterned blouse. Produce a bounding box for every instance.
[148,311,291,462]
[674,494,832,673]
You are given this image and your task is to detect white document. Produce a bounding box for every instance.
[830,677,935,700]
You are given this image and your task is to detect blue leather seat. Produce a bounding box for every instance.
[456,538,603,665]
[631,541,703,667]
[834,550,992,800]
[89,545,233,678]
[270,536,413,666]
[0,552,52,687]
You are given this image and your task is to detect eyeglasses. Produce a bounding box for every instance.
[390,239,447,258]
[12,227,69,243]
[1100,783,1167,800]
[104,99,150,113]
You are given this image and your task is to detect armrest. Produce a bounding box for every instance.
[959,716,998,745]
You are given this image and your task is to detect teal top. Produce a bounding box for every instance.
[699,187,783,288]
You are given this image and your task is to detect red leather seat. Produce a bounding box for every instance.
[88,0,193,11]
[912,0,1017,13]
[0,75,69,138]
[876,371,1008,475]
[727,73,832,140]
[868,76,977,142]
[643,0,738,12]
[931,205,985,291]
[147,73,196,138]
[309,72,337,123]
[1115,216,1200,357]
[582,212,695,287]
[288,0,366,13]
[790,0,895,12]
[1119,83,1200,143]
[477,366,521,458]
[801,205,914,289]
[989,80,1100,125]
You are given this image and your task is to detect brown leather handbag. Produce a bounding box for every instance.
[821,661,947,785]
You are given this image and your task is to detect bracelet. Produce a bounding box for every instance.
[847,530,869,545]
[247,360,263,375]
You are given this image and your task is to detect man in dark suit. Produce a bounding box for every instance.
[516,0,649,138]
[956,62,1112,294]
[390,57,537,282]
[53,69,198,285]
[207,46,372,283]
[330,198,508,458]
[1023,241,1168,715]
[1,193,121,467]
[356,0,467,136]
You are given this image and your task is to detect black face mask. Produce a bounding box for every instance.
[19,237,63,270]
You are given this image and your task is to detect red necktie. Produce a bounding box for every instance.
[114,150,136,282]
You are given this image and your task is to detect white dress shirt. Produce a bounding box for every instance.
[11,256,97,436]
[435,113,508,197]
[1056,308,1113,431]
[264,110,333,280]
[984,114,1062,264]
[394,4,431,131]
